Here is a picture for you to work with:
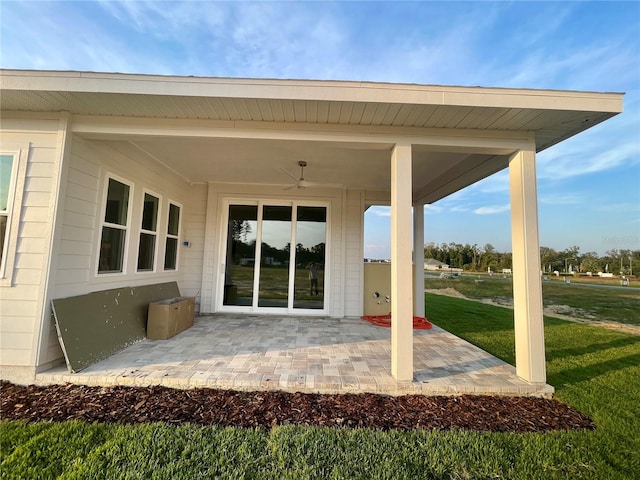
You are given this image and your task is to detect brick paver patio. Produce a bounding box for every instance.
[36,315,554,397]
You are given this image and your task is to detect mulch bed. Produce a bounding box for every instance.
[0,381,595,433]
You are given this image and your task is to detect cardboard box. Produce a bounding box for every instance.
[147,296,195,340]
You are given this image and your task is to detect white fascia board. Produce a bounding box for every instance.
[0,69,624,113]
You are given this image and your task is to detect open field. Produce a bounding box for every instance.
[228,265,324,301]
[426,272,640,326]
[2,295,639,478]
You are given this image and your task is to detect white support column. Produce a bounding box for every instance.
[509,148,546,384]
[413,203,425,318]
[391,143,414,382]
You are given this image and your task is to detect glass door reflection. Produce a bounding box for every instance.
[294,206,326,309]
[223,205,258,306]
[257,206,292,308]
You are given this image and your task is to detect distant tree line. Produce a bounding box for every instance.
[424,242,640,275]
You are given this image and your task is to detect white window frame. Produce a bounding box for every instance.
[136,189,162,273]
[163,200,182,271]
[96,173,133,276]
[0,146,28,286]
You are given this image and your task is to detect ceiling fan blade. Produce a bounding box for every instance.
[283,184,297,190]
[279,167,300,182]
[304,181,343,188]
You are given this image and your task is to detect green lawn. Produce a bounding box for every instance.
[426,273,640,325]
[2,295,639,479]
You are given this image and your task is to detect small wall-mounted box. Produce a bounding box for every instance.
[147,296,195,340]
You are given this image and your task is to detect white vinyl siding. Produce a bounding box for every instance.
[0,117,60,370]
[180,185,207,299]
[52,137,204,297]
[344,189,365,317]
[54,139,101,289]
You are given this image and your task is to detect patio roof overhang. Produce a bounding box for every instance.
[0,69,623,204]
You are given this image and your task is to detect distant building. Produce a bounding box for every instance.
[424,258,448,270]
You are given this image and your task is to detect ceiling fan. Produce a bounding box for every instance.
[281,161,340,190]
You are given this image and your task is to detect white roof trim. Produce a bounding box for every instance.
[0,69,624,113]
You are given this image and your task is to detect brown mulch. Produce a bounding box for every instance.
[0,381,595,433]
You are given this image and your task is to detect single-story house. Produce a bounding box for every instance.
[0,70,623,385]
[424,259,448,271]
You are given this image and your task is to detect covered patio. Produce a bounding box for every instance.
[0,71,623,388]
[36,315,553,397]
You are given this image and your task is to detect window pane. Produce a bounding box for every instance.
[141,194,159,231]
[0,155,14,212]
[137,233,156,271]
[0,215,7,264]
[104,179,129,226]
[167,204,180,235]
[224,205,258,306]
[294,207,326,309]
[98,227,125,273]
[164,237,178,270]
[258,205,292,308]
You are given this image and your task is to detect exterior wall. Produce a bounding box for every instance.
[1,116,368,383]
[39,136,206,375]
[200,183,363,318]
[51,137,206,299]
[0,115,62,381]
[343,189,364,317]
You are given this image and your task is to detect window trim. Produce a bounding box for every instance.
[163,199,182,272]
[96,173,134,276]
[136,189,162,273]
[0,146,29,286]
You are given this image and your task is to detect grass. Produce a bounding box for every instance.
[228,264,324,301]
[2,295,639,478]
[426,273,640,325]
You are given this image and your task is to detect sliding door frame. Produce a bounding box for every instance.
[217,197,330,315]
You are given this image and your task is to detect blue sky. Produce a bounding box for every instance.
[1,1,638,257]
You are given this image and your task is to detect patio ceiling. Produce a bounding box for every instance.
[1,70,623,203]
[93,136,499,203]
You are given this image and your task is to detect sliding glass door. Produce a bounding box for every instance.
[222,201,327,312]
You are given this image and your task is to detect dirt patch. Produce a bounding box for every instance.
[426,288,468,299]
[427,288,640,335]
[0,381,594,433]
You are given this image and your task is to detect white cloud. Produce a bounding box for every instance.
[449,206,470,213]
[368,206,391,217]
[476,171,510,194]
[473,205,510,215]
[538,139,639,180]
[424,204,443,213]
[539,194,584,206]
[596,202,640,213]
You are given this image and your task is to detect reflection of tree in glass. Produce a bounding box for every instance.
[231,220,251,243]
[260,242,290,266]
[295,242,325,266]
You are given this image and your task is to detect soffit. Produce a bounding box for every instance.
[0,70,623,153]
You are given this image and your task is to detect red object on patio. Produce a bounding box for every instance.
[361,313,432,330]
